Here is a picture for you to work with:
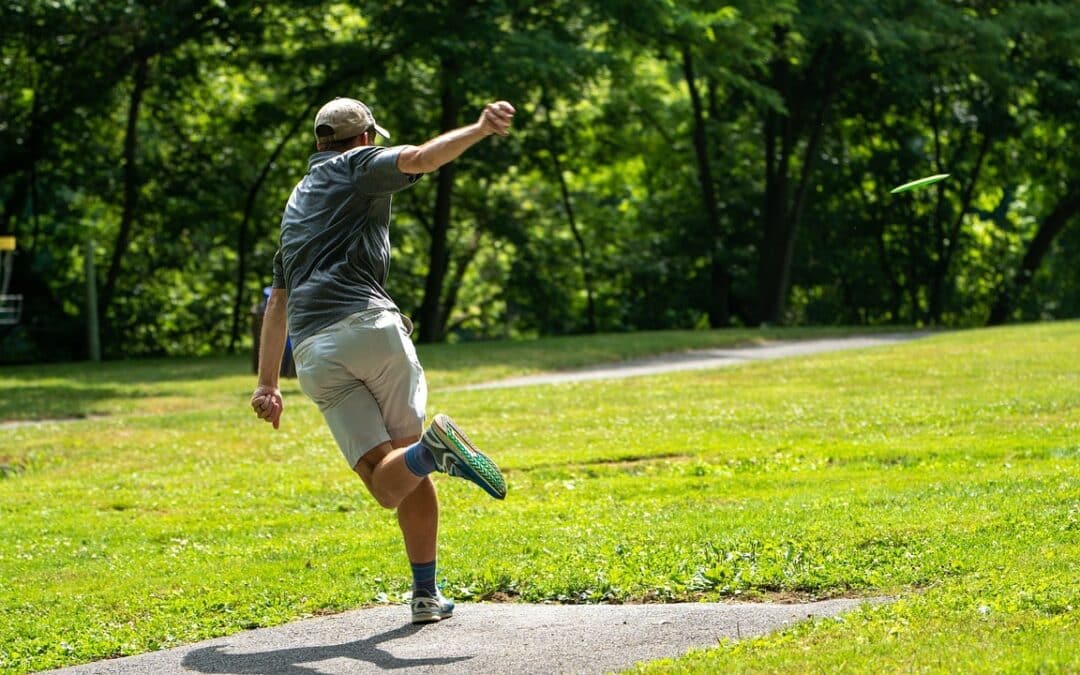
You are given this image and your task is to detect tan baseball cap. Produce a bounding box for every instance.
[313,97,390,143]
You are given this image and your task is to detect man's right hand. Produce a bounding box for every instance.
[478,101,515,137]
[398,101,516,174]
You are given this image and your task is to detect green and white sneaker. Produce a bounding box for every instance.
[411,589,455,624]
[423,413,507,500]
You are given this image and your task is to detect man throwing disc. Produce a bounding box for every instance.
[250,96,513,624]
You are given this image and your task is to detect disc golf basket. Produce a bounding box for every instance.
[0,236,22,330]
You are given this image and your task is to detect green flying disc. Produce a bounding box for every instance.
[890,173,950,194]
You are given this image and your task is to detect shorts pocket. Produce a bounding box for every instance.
[294,336,333,403]
[346,308,383,330]
[294,346,318,399]
[375,315,421,373]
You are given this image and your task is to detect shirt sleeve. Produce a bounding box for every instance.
[347,145,422,195]
[272,248,286,289]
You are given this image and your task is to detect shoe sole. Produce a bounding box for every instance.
[429,414,507,500]
[411,612,451,624]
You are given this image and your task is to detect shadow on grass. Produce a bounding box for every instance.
[180,622,471,674]
[0,383,135,422]
[0,355,251,385]
[0,356,255,422]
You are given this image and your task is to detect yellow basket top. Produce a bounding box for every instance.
[0,236,15,251]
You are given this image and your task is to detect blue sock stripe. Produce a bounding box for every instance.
[411,560,438,594]
[404,441,437,477]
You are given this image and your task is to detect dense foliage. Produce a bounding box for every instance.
[2,1,1078,360]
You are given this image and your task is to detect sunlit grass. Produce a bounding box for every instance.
[0,322,1077,673]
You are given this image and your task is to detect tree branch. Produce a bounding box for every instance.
[101,55,151,320]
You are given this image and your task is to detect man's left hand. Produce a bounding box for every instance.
[251,384,283,429]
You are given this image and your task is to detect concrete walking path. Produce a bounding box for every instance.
[457,332,928,390]
[49,599,878,675]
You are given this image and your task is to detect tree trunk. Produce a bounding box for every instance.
[855,180,905,321]
[757,41,793,325]
[757,36,833,325]
[988,186,1080,325]
[227,104,313,353]
[681,45,729,327]
[438,231,483,337]
[101,56,150,321]
[927,131,991,323]
[550,150,597,332]
[776,89,830,321]
[416,58,461,344]
[541,95,597,333]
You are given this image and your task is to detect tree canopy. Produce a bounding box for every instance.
[2,0,1078,361]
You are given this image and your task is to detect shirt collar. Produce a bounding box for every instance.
[307,151,339,172]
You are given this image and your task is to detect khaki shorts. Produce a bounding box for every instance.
[293,309,427,469]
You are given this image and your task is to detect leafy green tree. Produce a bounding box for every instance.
[3,0,1079,363]
[986,3,1080,324]
[358,0,604,342]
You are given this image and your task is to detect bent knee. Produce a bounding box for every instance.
[352,466,401,509]
[391,434,420,449]
[368,484,401,509]
[355,443,393,473]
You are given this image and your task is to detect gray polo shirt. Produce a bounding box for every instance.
[272,145,420,345]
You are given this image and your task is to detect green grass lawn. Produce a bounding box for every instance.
[0,323,1077,673]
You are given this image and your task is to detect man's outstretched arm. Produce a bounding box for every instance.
[396,101,515,175]
[251,287,288,428]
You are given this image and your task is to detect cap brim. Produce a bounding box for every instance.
[372,122,391,140]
